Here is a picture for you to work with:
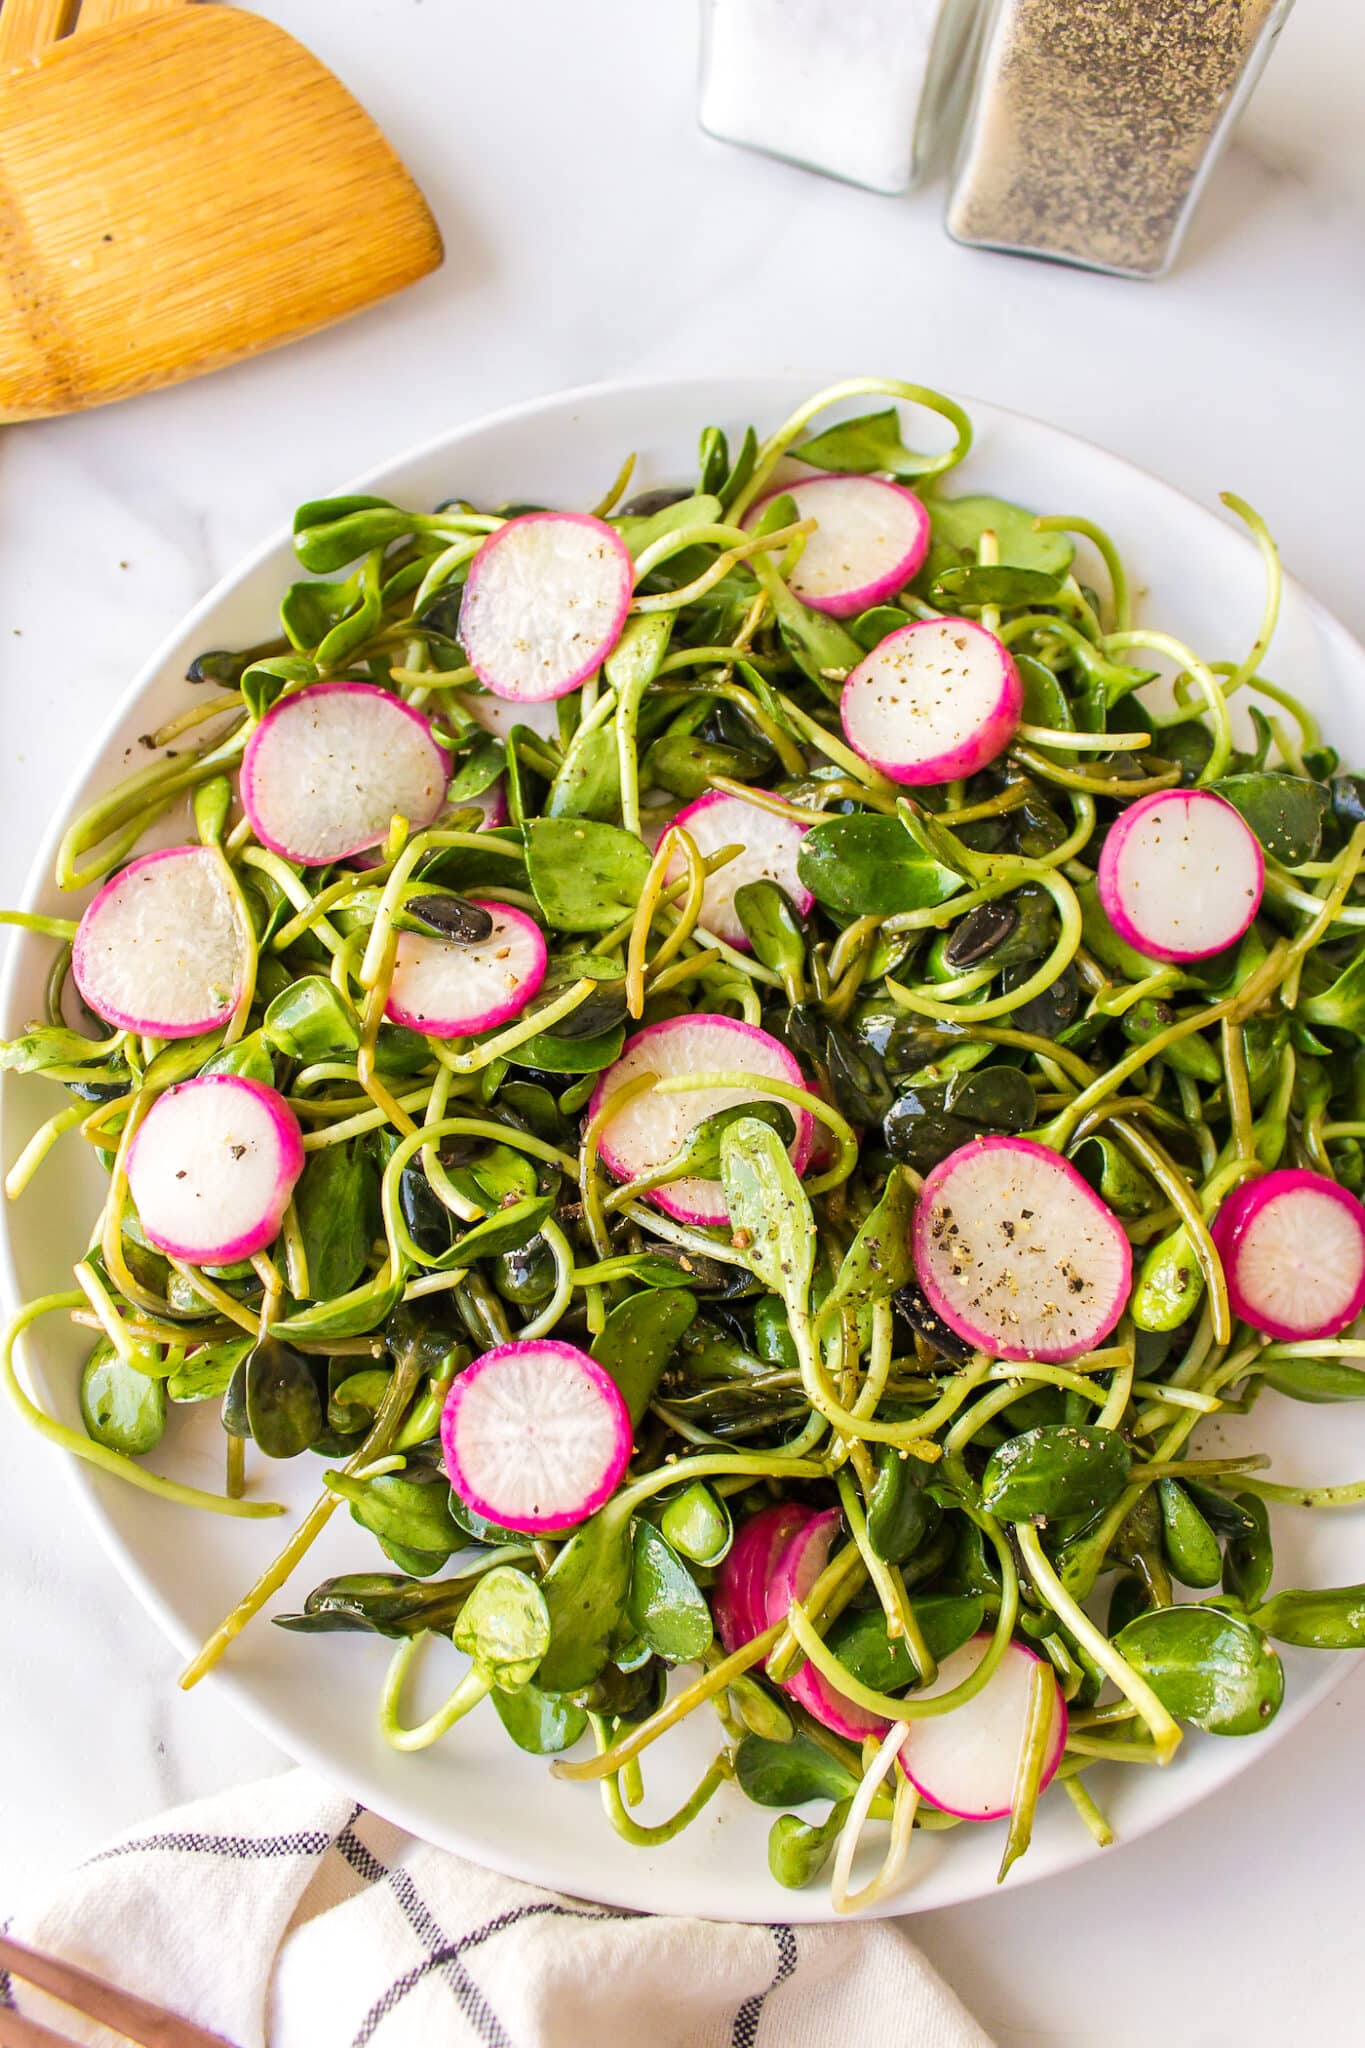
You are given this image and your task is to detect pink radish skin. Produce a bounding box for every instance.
[914,1136,1131,1363]
[589,1014,814,1227]
[744,473,930,618]
[440,1339,632,1534]
[1097,789,1265,964]
[840,618,1023,786]
[765,1509,889,1745]
[72,846,248,1039]
[900,1635,1068,1822]
[458,513,634,703]
[665,790,813,949]
[348,782,509,871]
[1211,1168,1365,1341]
[384,901,547,1037]
[241,683,447,867]
[714,1503,814,1658]
[125,1075,304,1264]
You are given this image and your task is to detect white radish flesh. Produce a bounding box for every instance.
[900,1636,1067,1821]
[914,1136,1131,1363]
[840,618,1023,786]
[665,789,812,948]
[1212,1168,1365,1341]
[456,690,562,744]
[715,1502,813,1656]
[1097,789,1264,963]
[745,473,930,617]
[72,846,248,1038]
[125,1075,304,1263]
[384,901,547,1038]
[589,1014,813,1227]
[240,683,447,866]
[440,1339,632,1534]
[458,513,634,702]
[766,1508,888,1744]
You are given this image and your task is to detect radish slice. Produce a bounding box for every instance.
[1097,789,1265,964]
[913,1136,1132,1363]
[840,618,1023,786]
[715,1502,813,1657]
[589,1015,814,1227]
[1211,1168,1365,1340]
[456,690,562,744]
[766,1509,888,1744]
[384,901,547,1037]
[72,846,248,1039]
[458,513,634,703]
[665,790,813,949]
[241,682,447,866]
[900,1635,1068,1822]
[125,1075,304,1263]
[440,1338,632,1534]
[744,473,930,618]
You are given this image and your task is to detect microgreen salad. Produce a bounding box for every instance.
[6,375,1365,1913]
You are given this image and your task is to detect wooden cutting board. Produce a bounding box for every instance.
[0,0,443,422]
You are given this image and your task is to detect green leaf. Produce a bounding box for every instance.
[719,1118,815,1316]
[1158,1479,1223,1591]
[659,1482,732,1566]
[263,977,360,1062]
[329,1467,463,1570]
[80,1341,166,1456]
[1070,1134,1161,1217]
[272,1270,405,1341]
[1211,773,1329,866]
[592,1289,697,1426]
[273,1571,470,1640]
[293,1142,375,1301]
[930,565,1063,609]
[454,1565,551,1689]
[1252,1585,1365,1649]
[546,722,621,822]
[981,1424,1132,1522]
[524,819,652,931]
[492,1681,588,1753]
[626,1521,714,1662]
[244,1334,322,1458]
[826,1594,986,1688]
[818,1166,916,1327]
[735,1732,859,1808]
[506,1022,626,1073]
[537,1504,634,1692]
[927,494,1075,576]
[797,814,963,919]
[1114,1606,1283,1736]
[292,495,415,574]
[166,1338,251,1404]
[1261,1356,1365,1402]
[796,407,940,482]
[443,1193,555,1266]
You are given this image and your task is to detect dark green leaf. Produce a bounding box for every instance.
[263,977,360,1062]
[719,1119,815,1314]
[797,814,963,920]
[245,1334,322,1458]
[1223,1491,1275,1609]
[274,1572,470,1639]
[1252,1585,1365,1649]
[538,1505,634,1692]
[826,1595,985,1688]
[927,494,1074,575]
[492,1681,588,1753]
[626,1521,714,1662]
[592,1289,697,1426]
[329,1467,463,1569]
[272,1271,404,1342]
[80,1341,166,1456]
[1212,773,1329,866]
[981,1424,1132,1522]
[735,1732,859,1808]
[1158,1479,1223,1590]
[525,819,652,931]
[930,565,1062,609]
[1114,1606,1283,1735]
[293,1142,375,1301]
[454,1565,551,1688]
[818,1167,916,1325]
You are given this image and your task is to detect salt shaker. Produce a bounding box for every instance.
[946,0,1297,278]
[698,0,985,196]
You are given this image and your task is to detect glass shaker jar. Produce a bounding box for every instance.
[698,0,986,196]
[946,0,1297,277]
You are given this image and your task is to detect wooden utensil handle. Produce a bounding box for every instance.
[75,0,184,30]
[0,0,75,67]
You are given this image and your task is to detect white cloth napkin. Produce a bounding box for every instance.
[4,1769,992,2048]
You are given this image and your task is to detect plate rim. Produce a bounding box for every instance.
[2,367,1362,1921]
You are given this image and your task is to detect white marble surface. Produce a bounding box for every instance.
[2,0,1364,2039]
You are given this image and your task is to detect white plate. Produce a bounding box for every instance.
[4,373,1365,1922]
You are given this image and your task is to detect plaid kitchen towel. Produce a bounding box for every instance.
[3,1769,992,2047]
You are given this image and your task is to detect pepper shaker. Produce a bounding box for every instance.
[698,0,985,196]
[946,0,1297,277]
